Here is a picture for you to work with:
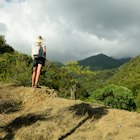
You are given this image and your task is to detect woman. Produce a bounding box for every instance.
[31,35,46,88]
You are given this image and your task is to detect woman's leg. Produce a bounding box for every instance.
[32,67,37,87]
[35,64,43,86]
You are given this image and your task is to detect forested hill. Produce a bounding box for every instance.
[107,55,140,93]
[78,53,131,70]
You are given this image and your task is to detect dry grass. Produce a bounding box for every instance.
[0,85,140,140]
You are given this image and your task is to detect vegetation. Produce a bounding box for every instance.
[135,93,140,112]
[88,85,136,111]
[84,69,116,93]
[0,35,14,54]
[107,56,140,93]
[0,52,32,86]
[106,55,140,111]
[0,35,140,111]
[61,61,94,99]
[78,53,131,70]
[39,61,94,100]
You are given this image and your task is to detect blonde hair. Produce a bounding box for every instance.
[36,35,44,43]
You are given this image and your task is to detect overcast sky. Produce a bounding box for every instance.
[0,0,140,63]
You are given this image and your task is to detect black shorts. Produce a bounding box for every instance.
[33,57,46,67]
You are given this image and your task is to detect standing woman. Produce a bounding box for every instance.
[31,35,46,88]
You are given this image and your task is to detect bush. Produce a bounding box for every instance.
[0,52,32,86]
[135,93,140,112]
[89,84,136,111]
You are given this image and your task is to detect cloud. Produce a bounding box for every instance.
[0,22,7,35]
[0,0,140,62]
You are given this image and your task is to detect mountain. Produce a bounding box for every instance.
[51,61,64,67]
[78,53,131,70]
[0,85,140,140]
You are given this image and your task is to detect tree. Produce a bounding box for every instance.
[0,52,32,86]
[89,84,136,111]
[0,35,14,54]
[70,84,77,100]
[62,61,94,99]
[135,92,140,112]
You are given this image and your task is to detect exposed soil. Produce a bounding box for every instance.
[0,85,140,140]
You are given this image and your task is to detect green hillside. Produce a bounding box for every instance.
[0,35,140,111]
[107,55,140,94]
[78,53,131,70]
[89,55,140,111]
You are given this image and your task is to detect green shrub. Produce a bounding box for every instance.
[135,93,140,112]
[0,52,32,86]
[89,84,136,111]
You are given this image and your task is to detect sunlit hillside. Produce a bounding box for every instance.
[0,85,140,140]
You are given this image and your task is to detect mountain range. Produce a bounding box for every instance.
[78,53,131,70]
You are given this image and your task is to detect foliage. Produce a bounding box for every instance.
[0,35,14,54]
[63,61,94,86]
[0,52,32,86]
[39,61,64,89]
[107,56,140,96]
[0,34,140,111]
[39,61,94,100]
[83,69,117,93]
[61,61,94,99]
[88,84,136,111]
[135,93,140,112]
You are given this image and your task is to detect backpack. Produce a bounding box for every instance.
[32,44,42,58]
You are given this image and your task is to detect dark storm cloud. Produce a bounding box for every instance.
[1,0,140,62]
[44,0,140,60]
[45,0,140,38]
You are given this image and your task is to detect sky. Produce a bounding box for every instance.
[0,0,140,63]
